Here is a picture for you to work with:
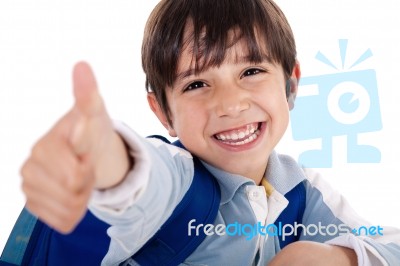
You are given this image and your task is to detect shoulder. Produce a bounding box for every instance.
[146,137,193,159]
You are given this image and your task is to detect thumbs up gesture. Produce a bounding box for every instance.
[21,62,131,233]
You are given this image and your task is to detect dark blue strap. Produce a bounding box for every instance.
[0,208,38,266]
[132,139,221,266]
[1,209,111,266]
[274,181,306,248]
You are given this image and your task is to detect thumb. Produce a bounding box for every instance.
[72,61,103,117]
[70,62,109,156]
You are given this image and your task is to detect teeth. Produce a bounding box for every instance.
[231,133,238,140]
[228,133,258,146]
[215,123,261,146]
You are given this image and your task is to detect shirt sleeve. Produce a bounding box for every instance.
[301,168,400,266]
[88,121,195,264]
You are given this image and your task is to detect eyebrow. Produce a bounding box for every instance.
[175,53,272,83]
[176,68,196,81]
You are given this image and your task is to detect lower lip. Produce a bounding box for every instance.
[212,122,266,152]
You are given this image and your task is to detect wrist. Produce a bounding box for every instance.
[94,131,133,189]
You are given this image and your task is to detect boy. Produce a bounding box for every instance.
[20,0,400,265]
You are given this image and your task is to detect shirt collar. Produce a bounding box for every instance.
[200,151,306,204]
[201,161,254,205]
[265,151,306,195]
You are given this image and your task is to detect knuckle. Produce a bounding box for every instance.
[21,174,37,196]
[31,140,47,160]
[21,180,30,195]
[29,141,49,162]
[20,160,35,181]
[31,133,57,160]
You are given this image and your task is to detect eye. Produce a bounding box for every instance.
[184,81,207,92]
[241,68,266,78]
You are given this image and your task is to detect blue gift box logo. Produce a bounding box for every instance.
[290,40,382,168]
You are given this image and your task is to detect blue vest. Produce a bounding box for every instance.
[0,138,305,266]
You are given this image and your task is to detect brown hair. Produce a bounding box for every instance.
[142,0,296,123]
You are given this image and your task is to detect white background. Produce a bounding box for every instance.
[1,0,399,252]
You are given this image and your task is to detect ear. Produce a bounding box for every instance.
[287,60,301,110]
[147,93,177,137]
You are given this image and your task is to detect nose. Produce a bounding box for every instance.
[215,83,250,118]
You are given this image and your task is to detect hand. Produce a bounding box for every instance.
[268,241,357,266]
[21,62,131,233]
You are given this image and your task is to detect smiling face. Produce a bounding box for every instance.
[149,30,293,183]
[144,0,299,183]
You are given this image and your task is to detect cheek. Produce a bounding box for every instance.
[170,101,206,134]
[274,103,290,135]
[271,97,289,121]
[255,85,287,110]
[255,88,289,128]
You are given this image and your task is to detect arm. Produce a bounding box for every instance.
[87,125,194,264]
[294,168,400,265]
[268,241,357,266]
[21,62,194,264]
[21,62,130,234]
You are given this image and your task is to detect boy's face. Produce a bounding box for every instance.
[150,31,293,183]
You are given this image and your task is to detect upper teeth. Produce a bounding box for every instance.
[215,123,258,141]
